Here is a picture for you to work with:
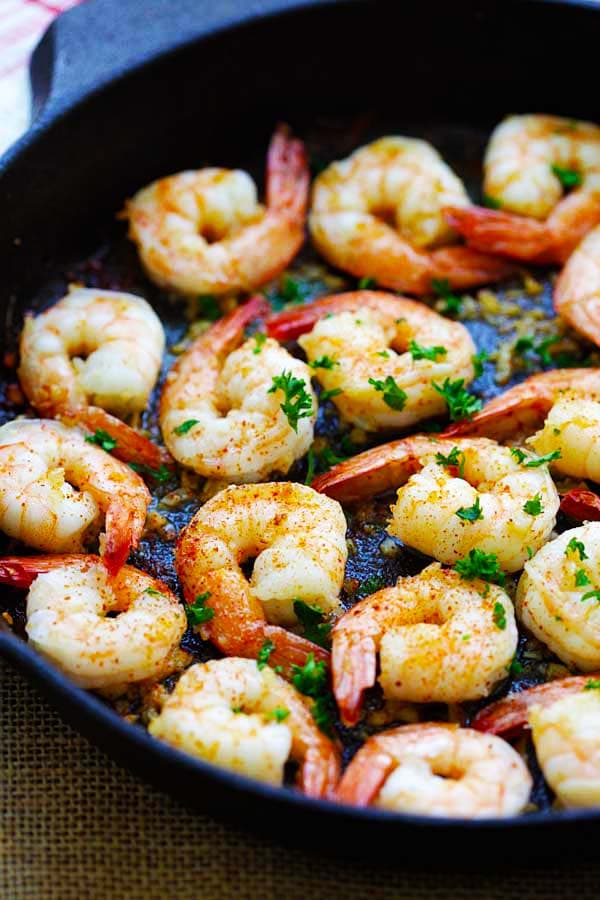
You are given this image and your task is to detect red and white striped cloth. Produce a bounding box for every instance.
[0,0,82,154]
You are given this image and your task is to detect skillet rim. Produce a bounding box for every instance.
[0,0,599,841]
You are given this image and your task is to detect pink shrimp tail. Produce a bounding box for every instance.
[103,502,144,577]
[336,746,395,807]
[266,123,309,222]
[264,624,330,679]
[429,244,517,289]
[471,675,600,736]
[560,489,600,521]
[444,205,555,262]
[210,294,271,349]
[63,406,173,470]
[0,553,93,588]
[300,744,341,800]
[332,633,377,726]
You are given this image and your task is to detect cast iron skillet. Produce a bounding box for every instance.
[1,0,600,862]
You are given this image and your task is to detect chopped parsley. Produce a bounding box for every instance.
[431,278,463,316]
[252,332,267,354]
[257,638,276,670]
[280,275,310,305]
[510,448,561,468]
[266,707,290,722]
[85,429,117,452]
[508,655,524,676]
[293,600,332,648]
[461,634,471,642]
[514,334,560,367]
[144,587,163,597]
[584,679,600,691]
[291,653,327,698]
[269,371,314,432]
[309,355,339,370]
[527,546,534,559]
[551,164,582,190]
[304,448,316,485]
[320,387,343,403]
[185,592,214,626]
[581,590,600,604]
[493,601,507,630]
[472,350,489,378]
[357,276,377,290]
[483,193,502,210]
[432,378,482,422]
[523,494,544,516]
[196,295,221,321]
[454,549,506,586]
[566,538,588,561]
[376,350,390,359]
[173,419,199,435]
[128,462,170,482]
[435,446,466,477]
[575,569,591,587]
[368,375,407,411]
[456,496,483,522]
[409,339,447,362]
[358,575,385,597]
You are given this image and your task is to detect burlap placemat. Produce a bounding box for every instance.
[1,658,599,899]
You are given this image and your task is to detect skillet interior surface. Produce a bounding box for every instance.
[1,0,600,860]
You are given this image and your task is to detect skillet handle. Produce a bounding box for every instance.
[29,0,313,126]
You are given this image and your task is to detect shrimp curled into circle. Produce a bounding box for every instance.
[0,419,150,575]
[308,136,514,295]
[18,287,170,471]
[516,524,600,671]
[0,554,187,689]
[332,562,517,726]
[554,224,600,348]
[336,723,532,818]
[124,125,309,297]
[267,291,475,432]
[313,435,559,572]
[148,657,340,798]
[175,482,347,676]
[445,114,600,264]
[160,296,316,482]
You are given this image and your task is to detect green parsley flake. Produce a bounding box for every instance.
[266,707,290,722]
[359,575,385,597]
[508,656,523,676]
[566,538,588,561]
[455,496,483,522]
[472,351,489,378]
[309,355,339,370]
[269,371,314,432]
[510,448,561,468]
[551,164,582,189]
[431,278,463,316]
[173,419,199,435]
[523,494,544,516]
[252,332,267,354]
[85,429,117,452]
[581,590,600,604]
[368,375,407,411]
[257,638,276,670]
[293,600,332,648]
[493,601,507,630]
[483,194,502,210]
[185,592,214,627]
[144,587,163,597]
[128,462,170,482]
[376,350,390,358]
[304,448,316,485]
[432,378,482,422]
[196,295,221,321]
[584,679,600,691]
[320,387,343,403]
[435,446,466,477]
[454,549,506,586]
[409,339,447,362]
[357,277,377,290]
[576,569,591,587]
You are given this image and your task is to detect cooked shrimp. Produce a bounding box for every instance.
[445,115,600,264]
[313,435,558,571]
[0,419,150,574]
[444,368,600,440]
[332,563,517,726]
[527,393,600,481]
[124,125,308,296]
[0,554,186,689]
[309,137,514,294]
[148,657,340,797]
[160,296,316,482]
[554,225,600,347]
[267,291,475,431]
[530,691,600,808]
[175,482,347,675]
[516,524,600,671]
[18,287,170,470]
[336,723,532,817]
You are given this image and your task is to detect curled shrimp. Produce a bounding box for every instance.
[174,482,347,675]
[124,125,309,296]
[443,368,600,440]
[0,554,187,689]
[335,723,532,818]
[516,524,600,671]
[445,115,600,264]
[160,296,316,482]
[148,657,340,797]
[554,224,600,347]
[313,435,558,571]
[266,291,475,431]
[0,419,150,575]
[332,562,517,726]
[308,137,514,295]
[18,287,170,471]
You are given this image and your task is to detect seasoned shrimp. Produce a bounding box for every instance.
[446,115,600,264]
[527,393,600,481]
[554,225,600,347]
[160,297,316,482]
[332,563,517,726]
[148,658,340,797]
[175,482,347,675]
[309,137,514,294]
[444,368,600,440]
[313,435,559,571]
[18,287,169,470]
[0,419,150,574]
[124,125,308,296]
[0,554,187,689]
[516,524,600,671]
[267,291,475,431]
[336,723,532,818]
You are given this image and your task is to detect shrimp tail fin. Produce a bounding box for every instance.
[0,554,92,588]
[62,406,173,471]
[444,205,554,262]
[300,744,341,800]
[336,746,395,806]
[266,123,309,222]
[264,624,330,678]
[332,634,377,726]
[429,244,518,289]
[560,489,600,521]
[103,504,142,577]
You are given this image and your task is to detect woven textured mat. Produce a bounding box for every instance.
[1,658,599,900]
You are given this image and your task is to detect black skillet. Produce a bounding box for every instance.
[1,0,600,862]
